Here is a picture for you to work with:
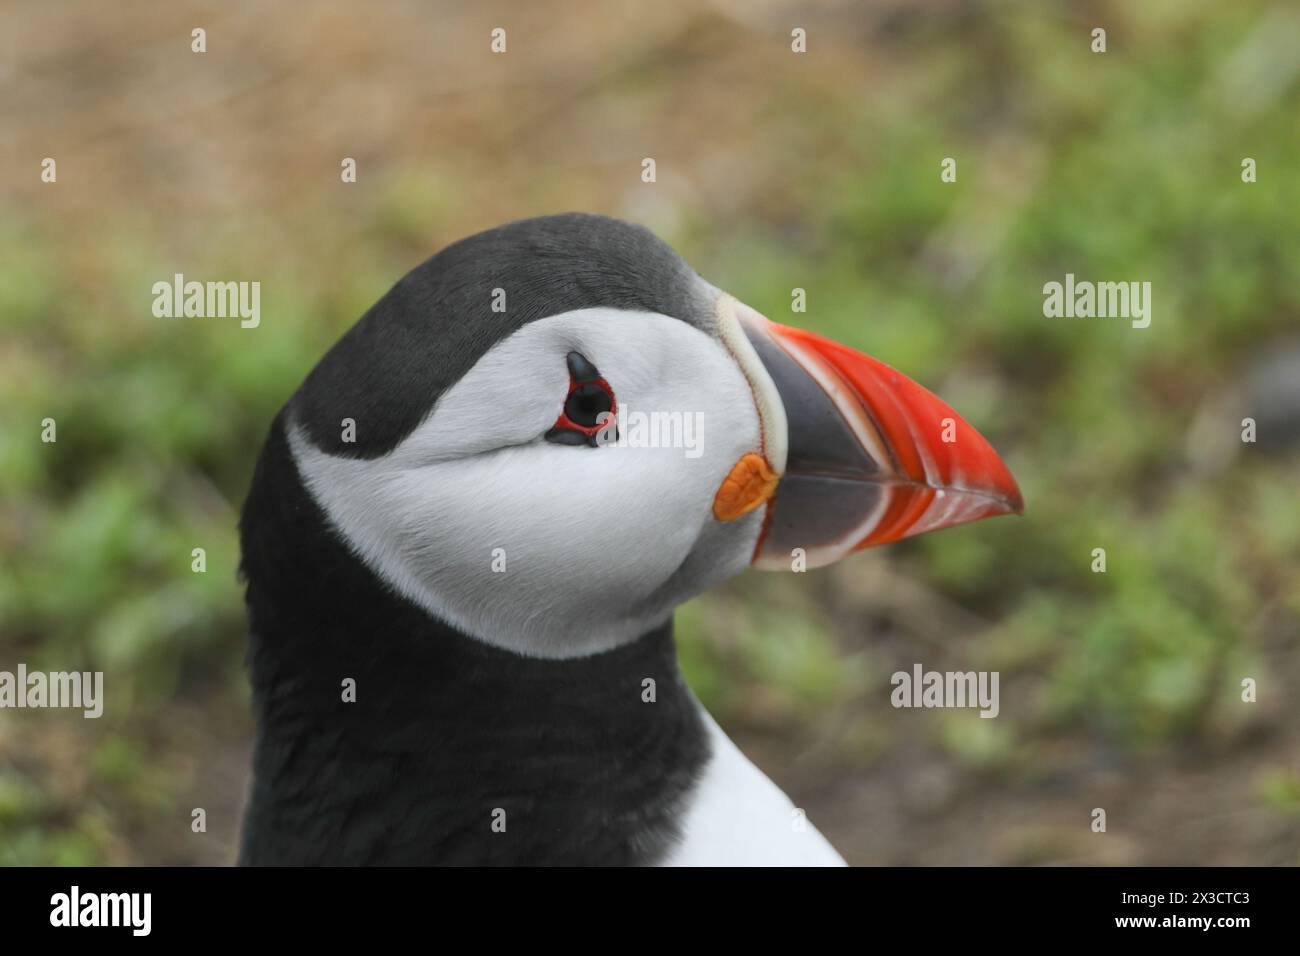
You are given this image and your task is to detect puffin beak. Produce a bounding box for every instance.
[727,300,1023,571]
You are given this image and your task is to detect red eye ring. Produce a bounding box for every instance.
[555,378,617,435]
[545,351,617,447]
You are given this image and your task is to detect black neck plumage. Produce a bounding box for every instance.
[237,416,709,865]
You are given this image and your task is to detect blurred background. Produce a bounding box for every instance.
[1,0,1298,865]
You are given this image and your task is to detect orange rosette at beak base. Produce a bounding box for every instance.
[712,452,780,522]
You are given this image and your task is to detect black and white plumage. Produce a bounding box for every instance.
[238,213,1021,866]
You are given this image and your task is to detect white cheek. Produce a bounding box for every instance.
[409,447,714,619]
[290,308,764,658]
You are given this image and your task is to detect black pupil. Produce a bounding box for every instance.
[565,383,612,428]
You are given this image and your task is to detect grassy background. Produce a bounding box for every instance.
[1,0,1297,864]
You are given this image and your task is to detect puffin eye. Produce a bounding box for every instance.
[545,351,617,447]
[565,382,613,428]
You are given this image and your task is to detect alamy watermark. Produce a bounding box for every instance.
[0,664,103,718]
[152,273,260,328]
[50,886,150,936]
[891,663,999,718]
[593,406,704,458]
[1042,273,1151,329]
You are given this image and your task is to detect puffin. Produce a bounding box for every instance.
[237,213,1022,866]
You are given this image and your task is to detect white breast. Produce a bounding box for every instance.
[662,708,847,866]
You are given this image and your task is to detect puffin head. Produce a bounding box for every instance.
[272,213,1022,659]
